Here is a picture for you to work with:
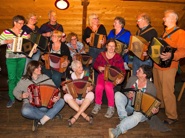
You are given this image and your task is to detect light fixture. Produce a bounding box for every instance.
[55,0,69,10]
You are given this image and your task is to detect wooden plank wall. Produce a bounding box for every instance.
[0,0,184,41]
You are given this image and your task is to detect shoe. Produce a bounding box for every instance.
[84,114,93,125]
[68,116,77,127]
[163,118,178,125]
[109,127,126,138]
[91,104,101,114]
[54,113,62,120]
[6,100,15,108]
[105,107,115,118]
[32,120,41,131]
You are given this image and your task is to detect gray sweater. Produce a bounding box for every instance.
[13,74,55,104]
[125,76,156,97]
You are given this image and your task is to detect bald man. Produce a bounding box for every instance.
[153,10,185,124]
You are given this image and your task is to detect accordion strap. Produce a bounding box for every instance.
[136,27,155,36]
[101,52,110,65]
[7,29,25,37]
[29,78,51,85]
[162,27,180,39]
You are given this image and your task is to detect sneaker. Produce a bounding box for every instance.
[32,120,41,131]
[105,107,115,118]
[6,100,15,108]
[109,127,126,138]
[91,104,101,114]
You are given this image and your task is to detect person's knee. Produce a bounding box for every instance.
[21,106,32,117]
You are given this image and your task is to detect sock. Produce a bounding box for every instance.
[40,115,50,125]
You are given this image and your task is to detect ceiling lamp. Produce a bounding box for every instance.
[55,0,69,10]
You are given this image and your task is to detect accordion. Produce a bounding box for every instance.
[12,37,37,57]
[128,36,149,61]
[64,79,92,99]
[104,65,124,86]
[89,33,104,48]
[29,33,48,51]
[75,53,93,66]
[115,39,127,55]
[132,90,161,118]
[148,37,176,68]
[44,53,68,73]
[27,84,59,108]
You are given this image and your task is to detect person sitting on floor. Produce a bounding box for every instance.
[13,60,65,131]
[109,65,159,138]
[62,60,94,127]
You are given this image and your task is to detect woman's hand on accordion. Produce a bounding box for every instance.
[98,66,105,73]
[22,92,29,99]
[160,52,172,61]
[5,39,13,44]
[86,85,93,92]
[151,107,159,114]
[86,38,91,43]
[126,91,134,99]
[52,95,61,103]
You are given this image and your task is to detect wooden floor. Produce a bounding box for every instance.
[0,74,185,138]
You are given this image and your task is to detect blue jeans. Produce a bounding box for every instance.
[89,47,104,65]
[23,49,41,74]
[21,99,65,120]
[115,92,147,134]
[42,67,65,88]
[132,56,153,76]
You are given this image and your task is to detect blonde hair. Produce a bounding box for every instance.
[66,32,78,43]
[48,10,56,18]
[88,13,99,26]
[26,13,38,24]
[51,30,63,38]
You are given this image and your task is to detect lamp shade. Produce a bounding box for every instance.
[55,0,69,10]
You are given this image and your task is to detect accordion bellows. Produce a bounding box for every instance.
[129,36,149,61]
[64,79,92,99]
[75,54,92,66]
[44,53,68,73]
[104,65,124,86]
[132,91,161,118]
[89,33,104,48]
[28,84,59,108]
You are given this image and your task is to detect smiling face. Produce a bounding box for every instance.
[163,11,177,28]
[106,41,116,53]
[113,19,122,30]
[28,15,37,25]
[74,62,83,75]
[14,20,25,30]
[136,67,146,79]
[32,65,42,76]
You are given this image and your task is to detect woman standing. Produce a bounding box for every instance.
[83,13,107,64]
[22,13,41,74]
[91,39,126,118]
[0,15,29,108]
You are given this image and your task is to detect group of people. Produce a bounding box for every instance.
[0,9,185,136]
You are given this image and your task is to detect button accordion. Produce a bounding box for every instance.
[115,39,127,55]
[148,37,176,68]
[128,36,149,61]
[104,65,125,86]
[29,32,48,51]
[63,79,92,99]
[75,53,93,66]
[27,84,59,108]
[89,33,104,48]
[43,53,68,73]
[12,37,37,57]
[131,90,161,118]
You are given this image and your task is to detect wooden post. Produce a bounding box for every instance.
[81,0,89,42]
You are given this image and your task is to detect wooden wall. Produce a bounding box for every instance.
[0,0,184,41]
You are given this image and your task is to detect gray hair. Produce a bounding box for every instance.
[164,10,178,21]
[71,60,82,71]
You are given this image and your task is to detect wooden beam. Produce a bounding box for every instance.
[178,11,185,30]
[81,0,89,41]
[122,0,185,4]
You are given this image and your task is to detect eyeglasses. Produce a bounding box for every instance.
[30,17,37,21]
[16,22,24,25]
[71,38,77,41]
[137,18,143,23]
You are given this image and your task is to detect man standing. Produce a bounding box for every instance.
[153,10,185,124]
[132,13,158,75]
[39,10,64,40]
